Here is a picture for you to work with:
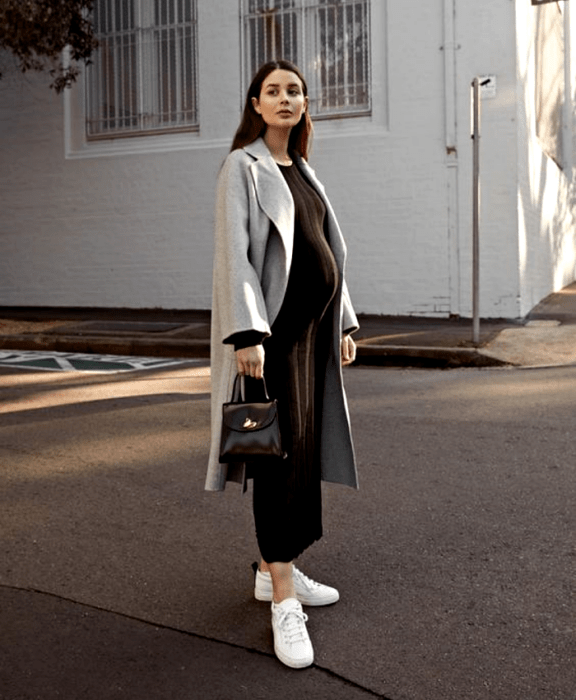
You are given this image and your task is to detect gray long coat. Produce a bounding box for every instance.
[205,137,359,492]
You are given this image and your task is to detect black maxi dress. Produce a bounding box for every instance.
[240,160,340,564]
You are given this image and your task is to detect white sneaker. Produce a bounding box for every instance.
[271,598,314,669]
[255,565,340,606]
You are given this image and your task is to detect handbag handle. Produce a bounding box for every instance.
[231,374,270,403]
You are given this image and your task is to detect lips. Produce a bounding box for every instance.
[277,110,292,115]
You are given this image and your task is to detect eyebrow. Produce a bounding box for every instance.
[264,83,301,89]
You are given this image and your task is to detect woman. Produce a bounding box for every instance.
[206,60,359,669]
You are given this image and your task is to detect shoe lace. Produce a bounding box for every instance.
[277,607,309,644]
[293,567,320,591]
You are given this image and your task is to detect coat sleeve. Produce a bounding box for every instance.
[213,151,272,344]
[342,279,359,335]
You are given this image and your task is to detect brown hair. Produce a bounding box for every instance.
[230,60,313,160]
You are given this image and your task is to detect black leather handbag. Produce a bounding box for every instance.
[219,375,286,463]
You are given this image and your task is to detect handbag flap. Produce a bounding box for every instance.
[222,401,279,432]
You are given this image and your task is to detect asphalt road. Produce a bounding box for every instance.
[1,362,575,699]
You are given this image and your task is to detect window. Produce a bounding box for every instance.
[86,0,198,139]
[242,0,371,119]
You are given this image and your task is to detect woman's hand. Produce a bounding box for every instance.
[235,344,265,379]
[341,334,357,366]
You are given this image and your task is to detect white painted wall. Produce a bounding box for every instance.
[515,0,576,318]
[453,0,520,318]
[0,0,574,318]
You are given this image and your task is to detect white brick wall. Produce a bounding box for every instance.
[515,0,576,317]
[452,0,520,318]
[0,0,574,318]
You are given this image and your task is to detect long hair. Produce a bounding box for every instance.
[230,60,313,160]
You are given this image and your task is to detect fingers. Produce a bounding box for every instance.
[349,337,357,364]
[341,336,356,366]
[235,345,265,379]
[349,337,357,363]
[240,359,263,379]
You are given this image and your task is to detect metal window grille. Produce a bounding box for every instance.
[86,0,198,139]
[243,0,371,118]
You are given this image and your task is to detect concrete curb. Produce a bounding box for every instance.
[354,343,512,368]
[0,333,513,368]
[0,334,210,359]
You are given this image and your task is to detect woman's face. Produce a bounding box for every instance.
[252,69,308,131]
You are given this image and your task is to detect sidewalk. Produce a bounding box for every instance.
[1,282,576,367]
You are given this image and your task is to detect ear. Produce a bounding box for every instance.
[303,95,309,111]
[251,96,261,115]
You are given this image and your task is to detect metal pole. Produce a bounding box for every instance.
[471,77,480,345]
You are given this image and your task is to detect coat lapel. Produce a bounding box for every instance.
[244,139,294,261]
[243,138,347,271]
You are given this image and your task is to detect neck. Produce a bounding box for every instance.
[263,127,292,163]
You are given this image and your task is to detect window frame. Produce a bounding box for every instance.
[240,0,372,121]
[64,0,387,160]
[85,0,199,141]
